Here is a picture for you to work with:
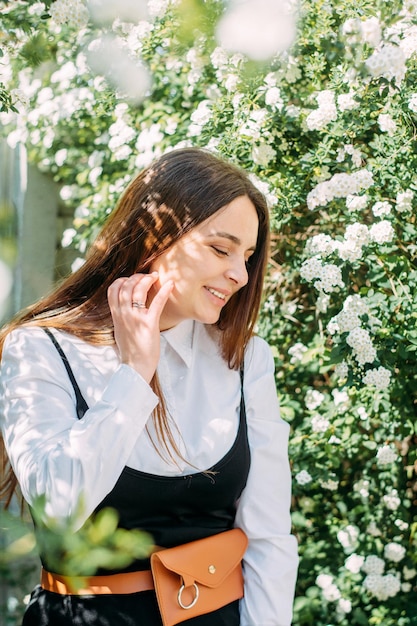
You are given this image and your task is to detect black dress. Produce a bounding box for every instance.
[22,330,251,626]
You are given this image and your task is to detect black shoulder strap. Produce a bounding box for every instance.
[239,366,247,424]
[43,328,89,420]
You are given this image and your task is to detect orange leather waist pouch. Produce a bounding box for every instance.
[150,528,248,626]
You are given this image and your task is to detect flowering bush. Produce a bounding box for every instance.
[1,0,417,624]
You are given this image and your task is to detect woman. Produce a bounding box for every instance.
[0,147,298,625]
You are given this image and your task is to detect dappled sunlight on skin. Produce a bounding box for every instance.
[149,196,259,330]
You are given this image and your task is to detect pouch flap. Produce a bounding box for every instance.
[151,528,247,589]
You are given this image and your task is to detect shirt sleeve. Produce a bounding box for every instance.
[0,327,158,527]
[235,336,299,626]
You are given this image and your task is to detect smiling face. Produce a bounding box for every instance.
[149,195,259,331]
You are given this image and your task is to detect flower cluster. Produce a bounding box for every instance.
[306,169,374,211]
[49,0,89,28]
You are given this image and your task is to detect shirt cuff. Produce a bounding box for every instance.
[101,364,159,424]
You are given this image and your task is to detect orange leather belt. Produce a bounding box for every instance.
[41,567,155,595]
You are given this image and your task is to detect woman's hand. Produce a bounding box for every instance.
[107,272,173,383]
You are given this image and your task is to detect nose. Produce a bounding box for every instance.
[225,257,249,288]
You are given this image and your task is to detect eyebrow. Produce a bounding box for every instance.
[208,231,257,251]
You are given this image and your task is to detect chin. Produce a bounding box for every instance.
[196,313,222,325]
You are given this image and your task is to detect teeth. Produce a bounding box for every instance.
[207,287,225,300]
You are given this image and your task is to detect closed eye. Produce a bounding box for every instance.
[211,246,229,257]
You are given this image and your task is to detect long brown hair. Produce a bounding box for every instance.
[0,147,270,506]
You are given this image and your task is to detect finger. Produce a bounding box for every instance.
[107,277,128,308]
[119,273,159,308]
[148,280,174,317]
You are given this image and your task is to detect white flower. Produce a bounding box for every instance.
[305,234,336,258]
[71,257,85,273]
[346,327,376,365]
[288,342,307,364]
[135,124,163,153]
[307,169,373,210]
[337,525,360,553]
[55,148,68,167]
[328,435,341,444]
[316,292,330,313]
[337,91,359,111]
[337,144,362,167]
[345,553,365,574]
[305,389,325,410]
[357,406,369,421]
[376,444,398,466]
[400,24,417,59]
[360,16,382,47]
[372,201,392,217]
[408,93,417,113]
[396,189,413,212]
[61,228,77,248]
[334,361,349,380]
[299,257,322,282]
[395,519,408,531]
[252,142,276,166]
[362,366,391,390]
[362,554,385,575]
[190,100,212,126]
[369,220,395,244]
[265,86,283,110]
[49,0,89,28]
[365,44,406,84]
[210,47,229,70]
[337,598,352,614]
[239,109,268,140]
[363,573,401,600]
[315,264,344,293]
[332,389,349,408]
[224,73,239,92]
[316,573,334,589]
[346,194,368,211]
[248,174,278,209]
[320,476,339,490]
[306,90,337,131]
[60,185,77,201]
[295,470,312,485]
[286,104,300,117]
[384,542,406,563]
[378,113,396,136]
[311,414,331,433]
[354,479,370,498]
[322,583,341,602]
[367,520,382,537]
[330,309,360,334]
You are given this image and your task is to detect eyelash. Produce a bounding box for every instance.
[211,246,229,257]
[211,246,253,267]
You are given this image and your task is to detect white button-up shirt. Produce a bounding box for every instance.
[0,319,298,625]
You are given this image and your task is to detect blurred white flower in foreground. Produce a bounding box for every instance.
[87,0,148,25]
[86,34,151,104]
[216,0,298,61]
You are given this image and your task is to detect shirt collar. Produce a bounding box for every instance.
[161,319,195,367]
